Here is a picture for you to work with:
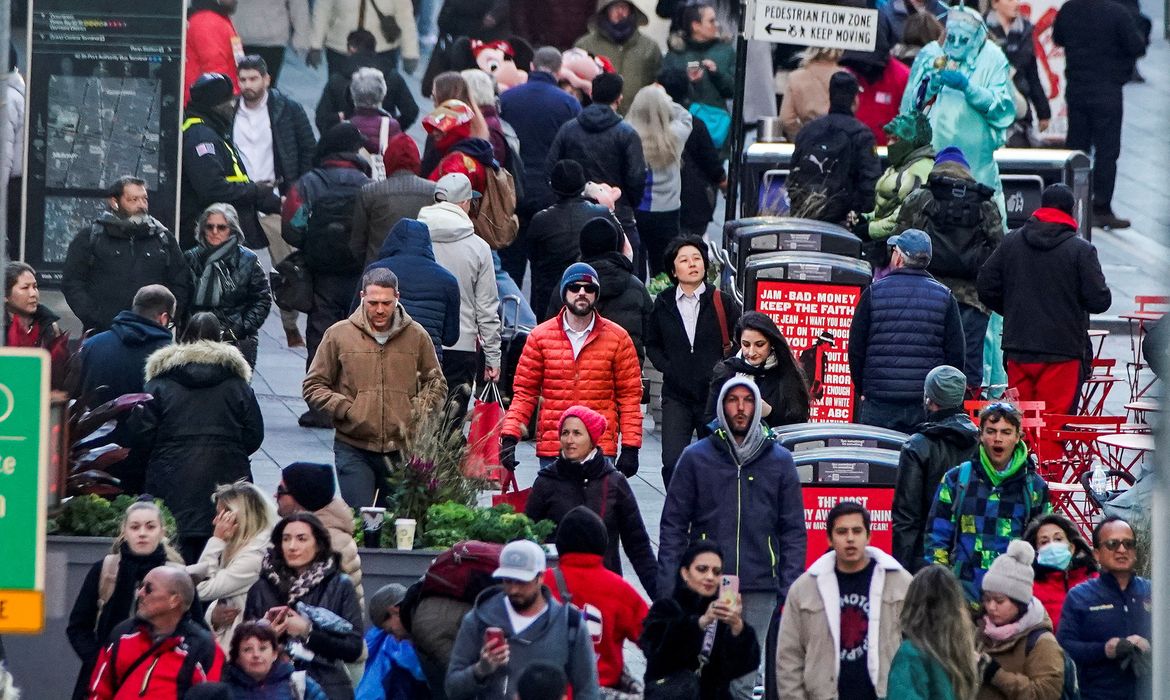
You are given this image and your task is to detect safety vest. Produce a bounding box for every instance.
[182,116,249,183]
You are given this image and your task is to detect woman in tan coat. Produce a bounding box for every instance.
[779,48,844,139]
[977,540,1066,700]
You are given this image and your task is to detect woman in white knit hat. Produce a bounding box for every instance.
[976,540,1066,700]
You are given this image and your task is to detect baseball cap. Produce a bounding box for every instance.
[493,540,547,581]
[434,172,482,204]
[887,228,932,260]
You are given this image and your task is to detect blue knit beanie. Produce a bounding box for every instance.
[560,262,600,300]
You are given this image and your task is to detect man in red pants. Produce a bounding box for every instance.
[977,184,1112,457]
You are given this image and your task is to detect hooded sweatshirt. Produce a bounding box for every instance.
[417,201,503,365]
[445,586,600,700]
[547,103,647,214]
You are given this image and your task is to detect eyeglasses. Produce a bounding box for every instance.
[1102,538,1136,552]
[204,223,231,231]
[567,283,598,294]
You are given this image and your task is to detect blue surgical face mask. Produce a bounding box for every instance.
[1037,541,1073,570]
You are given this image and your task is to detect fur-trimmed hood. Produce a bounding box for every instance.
[145,340,252,386]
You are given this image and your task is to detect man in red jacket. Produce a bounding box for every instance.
[500,262,644,475]
[184,0,244,104]
[88,567,224,698]
[544,507,648,692]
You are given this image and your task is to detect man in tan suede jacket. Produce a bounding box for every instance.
[304,267,446,509]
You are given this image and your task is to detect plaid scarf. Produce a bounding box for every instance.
[261,550,336,606]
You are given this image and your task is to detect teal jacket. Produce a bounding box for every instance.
[885,639,958,700]
[662,37,735,108]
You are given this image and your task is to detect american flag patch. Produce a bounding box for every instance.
[195,142,216,157]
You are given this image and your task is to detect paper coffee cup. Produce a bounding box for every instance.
[394,518,417,550]
[360,507,386,548]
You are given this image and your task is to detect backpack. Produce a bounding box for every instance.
[787,127,856,223]
[949,461,1042,584]
[920,173,997,280]
[420,540,504,602]
[473,166,520,250]
[1025,628,1081,700]
[301,169,365,274]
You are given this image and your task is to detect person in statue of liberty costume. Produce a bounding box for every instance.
[900,8,1015,392]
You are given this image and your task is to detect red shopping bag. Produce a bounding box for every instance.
[492,471,531,512]
[463,382,504,478]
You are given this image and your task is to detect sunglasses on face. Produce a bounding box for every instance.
[1102,538,1136,552]
[275,484,289,497]
[567,283,598,294]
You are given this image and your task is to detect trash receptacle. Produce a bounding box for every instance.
[746,252,872,422]
[724,217,861,295]
[773,422,910,453]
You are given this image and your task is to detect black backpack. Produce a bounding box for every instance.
[787,127,856,223]
[301,169,365,275]
[921,174,997,280]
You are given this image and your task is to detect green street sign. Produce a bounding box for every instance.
[0,348,49,633]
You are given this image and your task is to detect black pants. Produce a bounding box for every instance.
[660,395,711,489]
[243,45,286,85]
[635,208,682,279]
[307,272,361,369]
[1065,84,1123,212]
[327,47,399,77]
[616,206,644,281]
[958,303,989,390]
[6,176,20,261]
[499,202,539,288]
[180,535,210,565]
[442,349,478,426]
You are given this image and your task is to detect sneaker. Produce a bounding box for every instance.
[1093,209,1131,230]
[298,407,334,429]
[285,327,305,348]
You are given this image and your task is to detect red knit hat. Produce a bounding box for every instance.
[559,405,607,446]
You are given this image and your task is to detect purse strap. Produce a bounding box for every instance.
[358,0,368,28]
[712,288,732,357]
[697,621,717,671]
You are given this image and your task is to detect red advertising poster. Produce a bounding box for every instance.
[755,280,861,422]
[802,486,895,568]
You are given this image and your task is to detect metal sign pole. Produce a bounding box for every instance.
[724,0,750,226]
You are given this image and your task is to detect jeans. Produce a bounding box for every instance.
[857,397,925,434]
[1066,84,1123,211]
[635,208,682,279]
[729,591,779,700]
[959,303,990,391]
[660,395,711,489]
[335,439,398,509]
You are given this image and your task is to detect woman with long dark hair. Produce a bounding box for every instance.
[244,513,363,699]
[705,311,811,428]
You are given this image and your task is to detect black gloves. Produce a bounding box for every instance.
[500,436,518,471]
[616,446,639,477]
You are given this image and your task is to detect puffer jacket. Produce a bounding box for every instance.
[311,0,420,60]
[502,309,644,457]
[135,341,264,539]
[190,529,272,651]
[362,218,461,355]
[244,564,365,699]
[62,210,193,332]
[350,170,435,267]
[574,7,663,114]
[184,238,272,360]
[528,196,613,321]
[547,104,647,217]
[776,548,913,700]
[546,252,651,365]
[303,305,447,454]
[864,145,934,240]
[977,605,1065,700]
[848,267,965,403]
[224,660,329,700]
[267,88,317,193]
[892,408,980,572]
[525,450,658,596]
[73,310,174,408]
[316,498,366,610]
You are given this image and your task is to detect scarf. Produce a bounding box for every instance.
[597,15,637,44]
[194,237,240,309]
[261,550,337,606]
[982,596,1046,644]
[979,441,1030,487]
[98,542,171,640]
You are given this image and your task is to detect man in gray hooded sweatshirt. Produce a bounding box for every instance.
[657,377,807,699]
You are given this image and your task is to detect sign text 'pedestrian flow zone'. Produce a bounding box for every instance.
[749,0,878,52]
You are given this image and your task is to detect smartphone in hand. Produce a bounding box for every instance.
[719,575,739,607]
[484,627,505,649]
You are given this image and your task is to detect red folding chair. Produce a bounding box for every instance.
[1122,295,1167,401]
[1077,358,1121,416]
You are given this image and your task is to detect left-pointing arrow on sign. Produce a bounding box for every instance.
[764,22,789,34]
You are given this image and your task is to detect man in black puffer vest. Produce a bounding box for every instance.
[849,229,965,433]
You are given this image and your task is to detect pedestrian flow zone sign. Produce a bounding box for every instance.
[748,0,878,52]
[0,349,50,633]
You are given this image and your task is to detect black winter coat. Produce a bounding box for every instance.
[244,564,364,700]
[640,584,761,700]
[62,211,193,333]
[891,409,980,572]
[74,311,173,408]
[988,16,1052,121]
[268,88,318,193]
[314,52,420,134]
[545,252,651,365]
[679,116,725,232]
[132,341,264,539]
[525,450,659,598]
[977,208,1111,364]
[528,195,614,320]
[789,109,881,222]
[705,356,811,428]
[646,285,741,404]
[184,241,272,346]
[1053,0,1146,90]
[547,104,647,218]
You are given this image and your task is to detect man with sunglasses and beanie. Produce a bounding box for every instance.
[924,402,1049,601]
[1058,516,1151,700]
[501,262,643,476]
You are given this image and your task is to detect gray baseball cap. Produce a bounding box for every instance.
[434,172,482,204]
[492,540,547,581]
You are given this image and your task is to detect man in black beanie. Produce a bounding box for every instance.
[180,72,281,249]
[978,183,1112,421]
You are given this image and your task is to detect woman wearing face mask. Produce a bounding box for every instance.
[975,540,1065,700]
[704,311,811,428]
[525,405,659,598]
[1023,513,1098,631]
[640,540,759,700]
[66,499,187,700]
[224,621,329,699]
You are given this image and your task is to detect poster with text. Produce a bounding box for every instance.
[802,486,895,568]
[755,279,861,422]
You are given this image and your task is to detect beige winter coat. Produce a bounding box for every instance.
[188,530,272,651]
[316,497,365,610]
[780,59,840,139]
[977,605,1065,700]
[776,547,913,699]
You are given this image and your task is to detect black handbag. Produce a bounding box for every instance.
[270,251,314,313]
[644,619,717,700]
[363,0,402,44]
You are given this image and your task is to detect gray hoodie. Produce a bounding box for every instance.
[445,585,600,700]
[715,377,770,465]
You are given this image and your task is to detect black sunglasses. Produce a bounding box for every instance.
[567,283,598,294]
[1102,538,1136,552]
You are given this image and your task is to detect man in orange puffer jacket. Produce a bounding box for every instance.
[501,262,644,476]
